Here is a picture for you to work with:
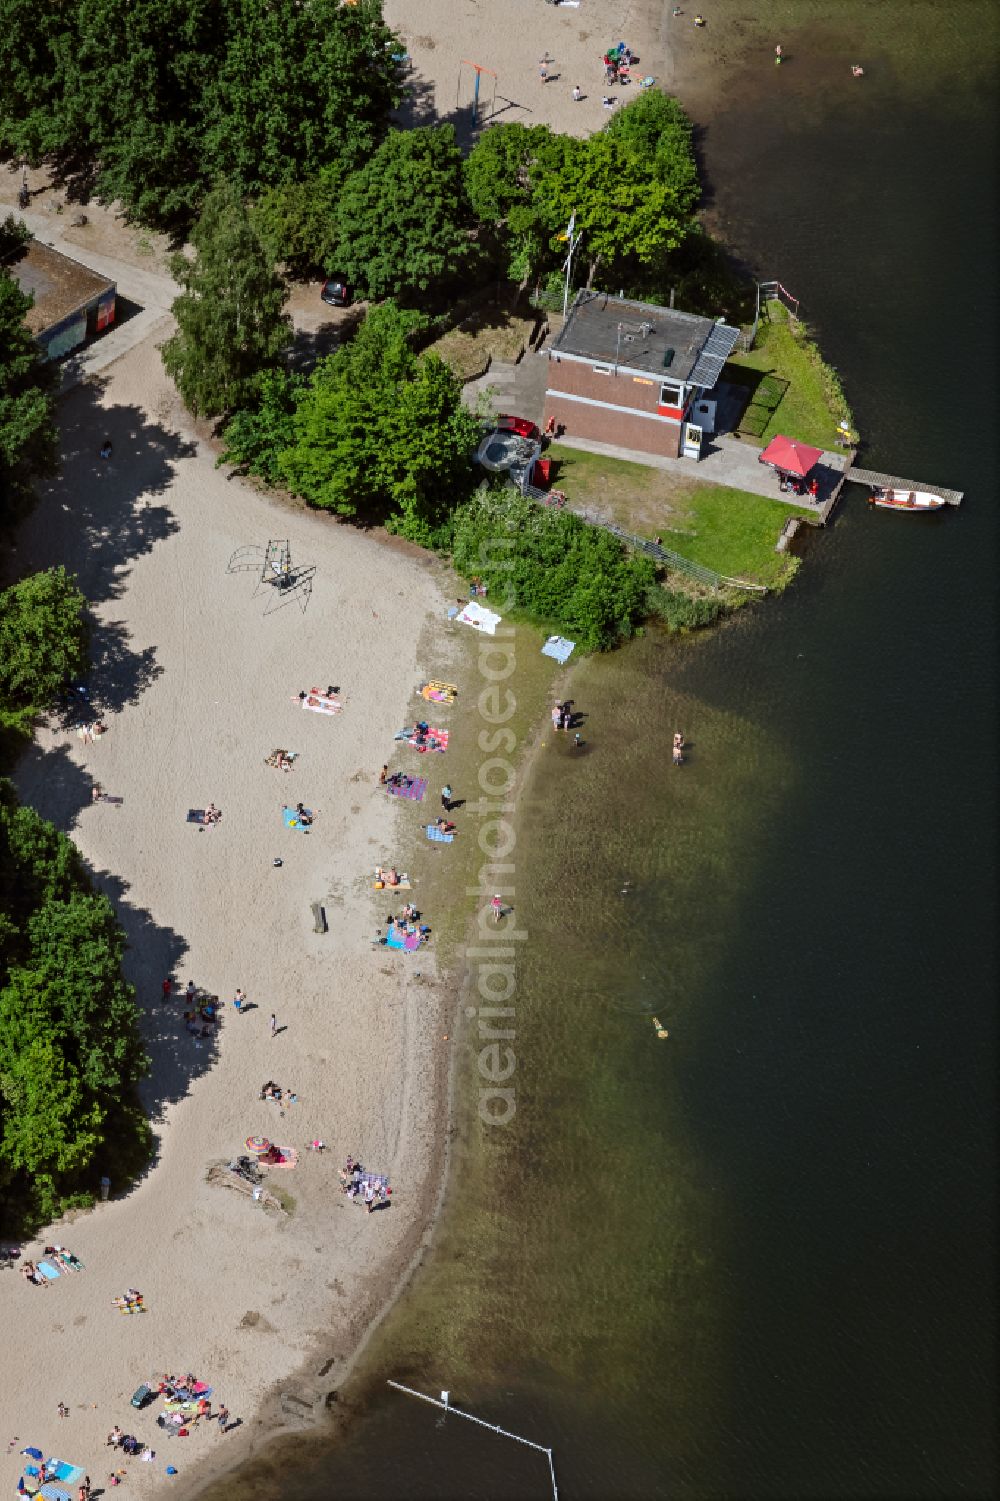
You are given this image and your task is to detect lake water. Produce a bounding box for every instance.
[200,7,998,1498]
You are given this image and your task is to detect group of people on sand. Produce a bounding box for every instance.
[259,1079,296,1107]
[203,802,222,826]
[339,1156,390,1212]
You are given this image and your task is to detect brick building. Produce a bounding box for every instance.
[544,291,740,460]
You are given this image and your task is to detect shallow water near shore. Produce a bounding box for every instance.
[198,6,998,1499]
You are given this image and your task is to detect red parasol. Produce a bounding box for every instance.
[758,434,823,478]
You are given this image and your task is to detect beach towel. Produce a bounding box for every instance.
[359,1172,389,1192]
[266,1147,298,1169]
[282,807,313,831]
[45,1463,84,1486]
[456,601,502,635]
[187,809,206,824]
[407,727,448,753]
[386,927,423,952]
[425,824,454,843]
[39,1485,74,1501]
[374,878,411,890]
[386,776,427,802]
[541,635,576,665]
[21,1449,43,1462]
[420,681,458,703]
[37,1261,60,1280]
[298,690,341,715]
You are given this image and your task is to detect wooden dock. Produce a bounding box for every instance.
[845,466,964,506]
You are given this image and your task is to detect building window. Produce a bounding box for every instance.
[660,381,684,406]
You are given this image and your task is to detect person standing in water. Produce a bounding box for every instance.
[672,732,685,766]
[774,43,783,65]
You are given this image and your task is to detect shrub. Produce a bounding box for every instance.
[450,487,654,651]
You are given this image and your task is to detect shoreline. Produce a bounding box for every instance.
[183,637,576,1501]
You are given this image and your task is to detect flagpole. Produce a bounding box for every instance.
[562,227,582,318]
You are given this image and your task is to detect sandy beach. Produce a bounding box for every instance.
[2,330,462,1498]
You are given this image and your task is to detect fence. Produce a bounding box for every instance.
[740,279,802,352]
[529,491,768,593]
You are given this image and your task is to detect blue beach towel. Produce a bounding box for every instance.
[541,635,575,664]
[424,824,454,843]
[282,807,313,831]
[45,1463,83,1486]
[37,1261,60,1279]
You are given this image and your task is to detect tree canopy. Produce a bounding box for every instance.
[463,95,700,288]
[0,783,151,1230]
[222,302,481,541]
[0,249,59,530]
[329,126,477,304]
[0,0,403,230]
[0,567,88,732]
[162,181,292,419]
[463,123,562,283]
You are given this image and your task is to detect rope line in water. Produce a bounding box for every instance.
[386,1380,559,1499]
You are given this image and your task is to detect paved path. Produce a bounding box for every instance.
[554,432,849,509]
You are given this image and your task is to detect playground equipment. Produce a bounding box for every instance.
[226,539,315,615]
[457,59,498,125]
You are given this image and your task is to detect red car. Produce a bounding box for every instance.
[496,414,540,441]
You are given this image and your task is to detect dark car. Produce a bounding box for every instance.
[320,275,351,308]
[496,414,540,441]
[131,1383,155,1409]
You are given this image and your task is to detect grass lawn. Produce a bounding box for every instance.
[547,444,810,589]
[726,301,851,451]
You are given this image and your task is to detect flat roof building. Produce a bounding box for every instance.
[8,239,117,361]
[544,291,740,461]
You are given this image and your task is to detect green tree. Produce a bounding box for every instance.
[0,567,88,727]
[451,488,654,651]
[464,123,562,282]
[0,264,59,529]
[162,180,292,419]
[218,369,304,486]
[250,170,345,275]
[330,126,477,303]
[0,785,151,1231]
[273,301,479,534]
[210,0,402,198]
[535,130,694,286]
[604,90,700,210]
[1,0,403,231]
[0,0,70,160]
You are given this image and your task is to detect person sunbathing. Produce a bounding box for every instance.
[21,1260,45,1285]
[204,803,221,824]
[294,802,313,825]
[376,866,402,887]
[434,817,457,833]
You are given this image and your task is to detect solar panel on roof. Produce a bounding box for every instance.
[689,322,741,388]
